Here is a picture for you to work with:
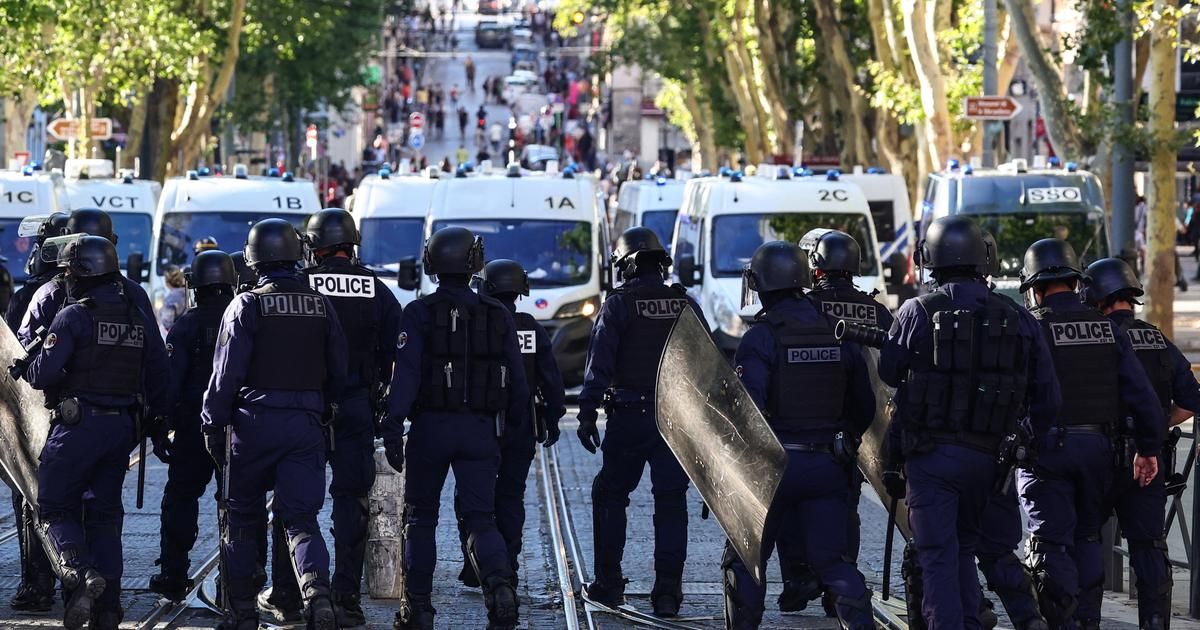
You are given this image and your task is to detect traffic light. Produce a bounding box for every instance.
[572,10,585,25]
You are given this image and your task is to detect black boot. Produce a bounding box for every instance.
[777,574,822,612]
[583,576,626,608]
[483,576,519,630]
[393,594,435,630]
[305,593,336,630]
[63,568,106,630]
[651,577,683,618]
[88,607,122,630]
[334,591,368,628]
[979,598,999,630]
[10,581,54,613]
[217,591,260,630]
[256,585,303,623]
[458,561,481,588]
[148,572,194,602]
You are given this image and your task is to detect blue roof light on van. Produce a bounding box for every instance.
[187,170,200,180]
[718,167,733,178]
[198,167,211,176]
[963,165,974,175]
[267,167,280,178]
[775,166,791,180]
[655,175,668,186]
[946,159,960,172]
[122,173,134,184]
[729,171,744,183]
[21,166,34,176]
[282,171,295,182]
[867,167,885,174]
[826,169,841,181]
[379,165,392,180]
[1048,156,1061,168]
[1065,161,1079,172]
[506,163,522,178]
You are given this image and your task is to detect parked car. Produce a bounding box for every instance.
[475,20,510,48]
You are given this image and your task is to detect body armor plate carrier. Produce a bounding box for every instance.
[419,293,510,414]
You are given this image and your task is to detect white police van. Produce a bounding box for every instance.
[612,177,685,252]
[0,167,70,283]
[670,167,888,352]
[838,167,914,305]
[920,159,1108,298]
[411,164,610,386]
[152,165,321,307]
[63,159,159,282]
[347,167,438,306]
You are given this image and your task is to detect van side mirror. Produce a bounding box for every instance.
[677,257,699,287]
[396,257,420,291]
[126,253,148,283]
[884,252,908,283]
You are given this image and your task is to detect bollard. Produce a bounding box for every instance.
[366,444,405,599]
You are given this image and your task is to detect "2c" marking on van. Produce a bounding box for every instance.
[817,189,849,202]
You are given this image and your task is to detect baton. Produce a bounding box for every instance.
[882,495,898,600]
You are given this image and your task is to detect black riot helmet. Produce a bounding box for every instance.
[188,250,237,289]
[611,226,671,280]
[1019,238,1082,293]
[743,240,810,297]
[66,208,117,244]
[39,212,70,245]
[229,251,256,286]
[244,219,304,268]
[422,226,484,276]
[1083,257,1143,307]
[919,215,987,271]
[305,208,361,251]
[979,230,1000,277]
[802,229,861,276]
[193,236,219,255]
[58,235,119,278]
[476,258,530,298]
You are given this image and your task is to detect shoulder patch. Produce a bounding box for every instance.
[43,332,57,350]
[398,331,408,349]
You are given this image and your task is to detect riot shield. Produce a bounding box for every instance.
[0,324,52,507]
[654,308,786,585]
[854,344,911,539]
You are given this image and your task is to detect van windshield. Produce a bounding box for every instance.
[711,213,878,277]
[432,219,592,287]
[157,211,309,274]
[973,213,1106,276]
[359,218,425,277]
[641,210,678,250]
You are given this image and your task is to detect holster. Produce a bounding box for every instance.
[51,397,81,426]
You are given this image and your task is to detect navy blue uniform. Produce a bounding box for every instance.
[382,285,529,598]
[155,293,232,582]
[881,279,1060,629]
[730,295,877,628]
[18,274,156,347]
[201,271,347,605]
[5,271,54,333]
[28,281,169,615]
[1017,292,1165,629]
[578,275,705,595]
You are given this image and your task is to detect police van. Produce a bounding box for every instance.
[670,168,889,352]
[346,168,438,305]
[0,167,70,284]
[152,165,321,307]
[63,159,159,282]
[410,166,610,386]
[920,159,1108,297]
[838,167,915,305]
[612,177,685,252]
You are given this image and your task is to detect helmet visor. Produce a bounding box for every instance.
[41,234,85,266]
[740,267,760,309]
[18,215,48,238]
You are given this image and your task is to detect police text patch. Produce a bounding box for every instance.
[258,293,327,318]
[1049,321,1115,346]
[786,346,841,363]
[517,330,536,354]
[821,301,878,326]
[97,322,145,348]
[308,273,375,298]
[635,298,687,320]
[1127,328,1168,351]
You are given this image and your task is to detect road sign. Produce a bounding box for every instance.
[409,132,425,151]
[306,125,318,149]
[47,118,113,141]
[409,112,425,130]
[963,96,1022,121]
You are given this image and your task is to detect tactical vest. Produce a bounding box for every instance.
[62,298,145,398]
[305,263,381,388]
[244,279,329,391]
[611,283,689,392]
[418,292,510,414]
[905,291,1030,437]
[1119,318,1173,414]
[1034,304,1120,427]
[183,298,231,401]
[513,311,541,395]
[761,308,846,431]
[809,286,886,328]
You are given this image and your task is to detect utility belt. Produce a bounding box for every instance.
[49,396,128,426]
[602,388,654,411]
[925,429,1005,454]
[782,431,859,466]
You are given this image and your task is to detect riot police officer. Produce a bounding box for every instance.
[26,235,170,629]
[1081,257,1195,630]
[880,216,1060,629]
[777,229,895,613]
[1017,239,1164,630]
[147,250,238,601]
[201,219,347,630]
[726,240,877,629]
[577,226,705,617]
[3,211,69,613]
[194,236,219,256]
[289,208,401,626]
[382,227,529,630]
[456,258,567,587]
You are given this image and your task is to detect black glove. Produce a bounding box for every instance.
[576,407,601,454]
[882,467,906,500]
[543,419,561,448]
[204,430,227,470]
[384,440,405,473]
[152,435,174,464]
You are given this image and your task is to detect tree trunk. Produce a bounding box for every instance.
[1003,0,1082,158]
[123,94,149,171]
[812,0,874,165]
[3,89,38,162]
[152,78,181,182]
[721,43,765,164]
[683,82,718,172]
[1134,34,1150,108]
[1143,0,1178,335]
[902,0,953,170]
[752,0,795,158]
[728,2,772,160]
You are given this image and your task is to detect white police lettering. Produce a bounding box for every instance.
[787,346,841,363]
[308,273,376,298]
[635,298,687,320]
[517,330,536,354]
[1127,328,1168,351]
[821,301,878,326]
[97,322,146,347]
[258,293,327,317]
[1049,321,1115,346]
